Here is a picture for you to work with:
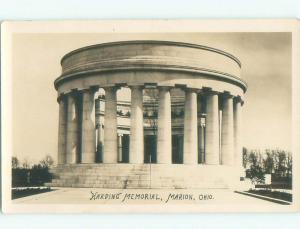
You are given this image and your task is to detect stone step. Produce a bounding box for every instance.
[60,171,150,174]
[54,165,151,169]
[47,164,232,189]
[53,170,150,175]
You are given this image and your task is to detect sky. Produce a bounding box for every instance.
[11,32,292,164]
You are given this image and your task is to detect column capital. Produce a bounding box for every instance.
[201,87,220,96]
[65,89,80,98]
[81,86,99,93]
[61,90,80,102]
[220,91,234,100]
[103,85,120,92]
[174,84,200,93]
[128,85,144,90]
[57,93,66,103]
[233,96,243,104]
[184,87,201,93]
[157,85,172,91]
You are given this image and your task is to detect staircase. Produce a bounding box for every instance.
[46,164,235,189]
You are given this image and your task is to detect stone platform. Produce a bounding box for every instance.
[46,164,238,189]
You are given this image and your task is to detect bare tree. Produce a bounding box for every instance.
[12,156,19,169]
[263,149,274,174]
[40,155,54,168]
[22,158,31,169]
[272,149,287,176]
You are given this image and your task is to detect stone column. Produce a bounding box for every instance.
[65,93,79,164]
[157,86,172,164]
[103,87,118,163]
[95,96,104,162]
[183,89,198,164]
[221,94,234,165]
[95,97,101,162]
[234,97,243,169]
[129,86,144,163]
[57,95,67,164]
[200,124,205,163]
[96,124,103,162]
[118,134,123,162]
[197,94,205,163]
[205,92,220,164]
[81,89,96,163]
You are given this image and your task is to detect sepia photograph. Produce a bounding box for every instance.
[1,20,300,213]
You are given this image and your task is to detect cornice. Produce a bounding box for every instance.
[54,65,247,93]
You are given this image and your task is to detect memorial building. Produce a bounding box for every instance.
[47,40,247,189]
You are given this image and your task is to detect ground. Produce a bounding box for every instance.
[12,187,282,206]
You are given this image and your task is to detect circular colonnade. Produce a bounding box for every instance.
[50,40,247,189]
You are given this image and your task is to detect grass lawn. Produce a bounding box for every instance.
[12,187,53,199]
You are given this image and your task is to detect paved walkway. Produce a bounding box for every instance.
[13,188,280,206]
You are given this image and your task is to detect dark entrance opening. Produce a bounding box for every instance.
[122,134,130,163]
[76,93,83,163]
[172,135,183,164]
[144,135,157,163]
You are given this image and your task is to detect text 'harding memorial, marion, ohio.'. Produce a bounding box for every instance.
[46,40,247,189]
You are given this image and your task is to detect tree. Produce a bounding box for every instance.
[248,150,262,167]
[12,156,19,169]
[272,149,287,176]
[286,152,292,177]
[244,148,292,185]
[263,150,274,174]
[39,155,54,168]
[22,158,31,169]
[248,164,265,184]
[245,150,265,184]
[30,164,52,186]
